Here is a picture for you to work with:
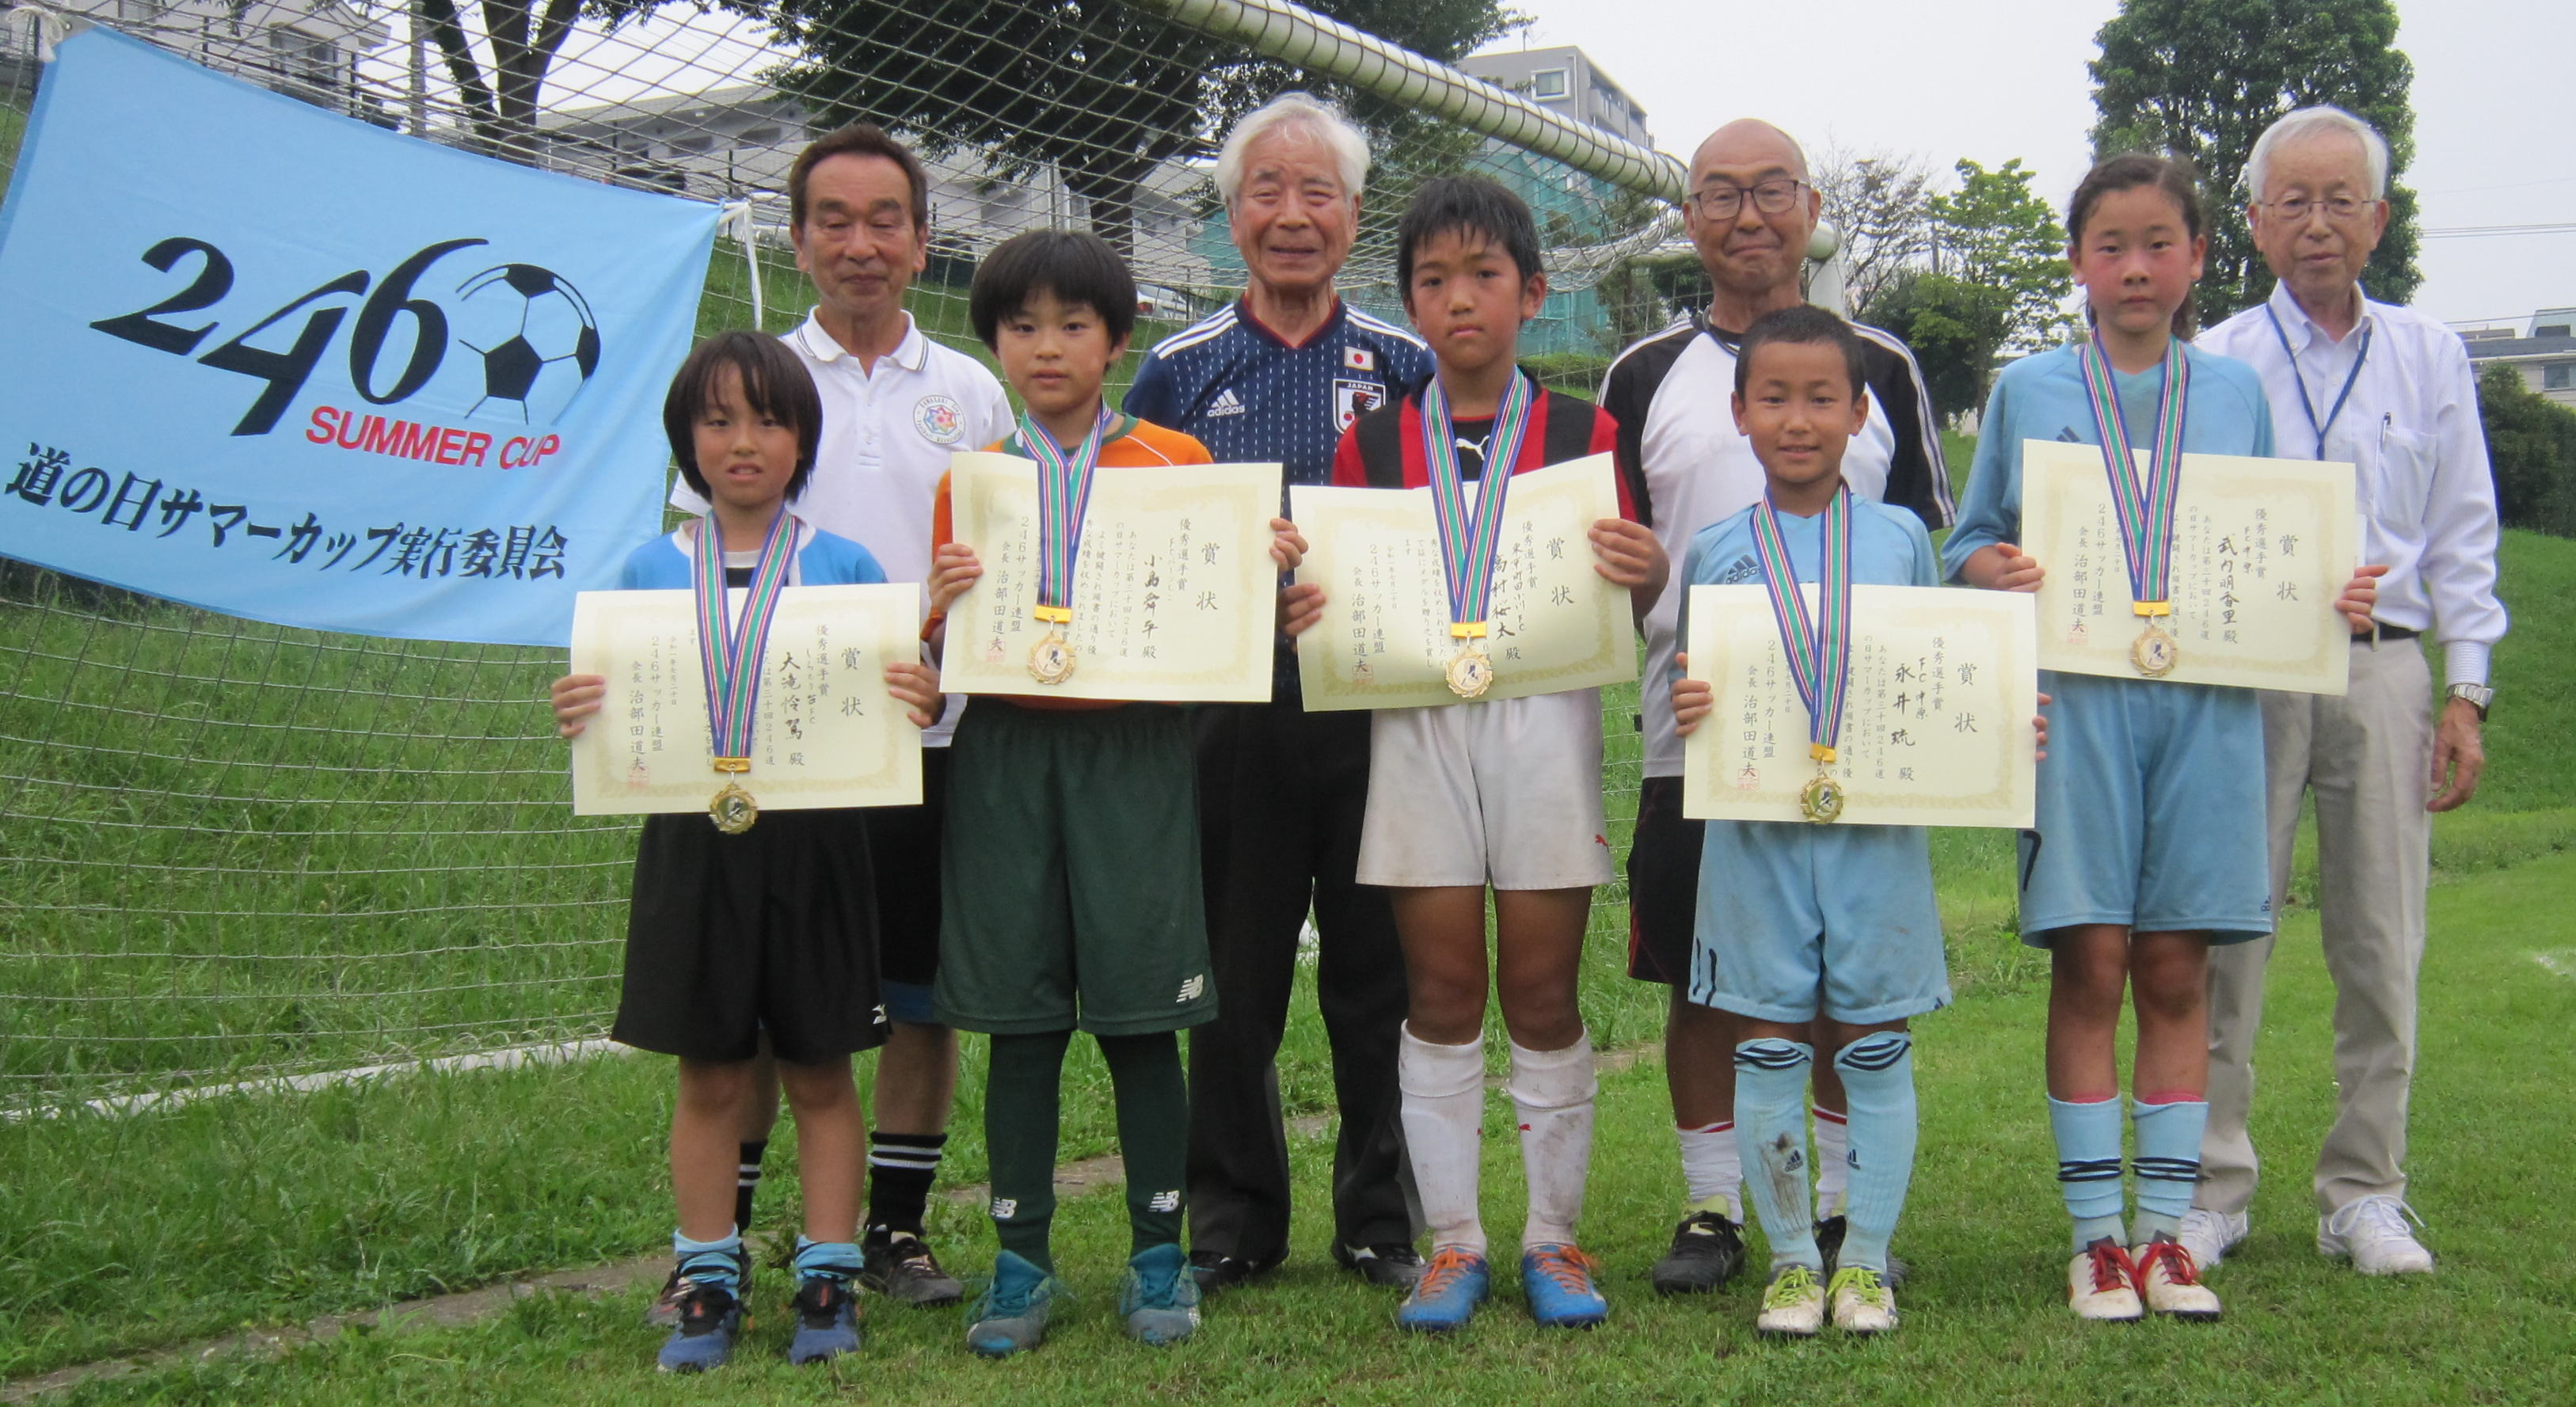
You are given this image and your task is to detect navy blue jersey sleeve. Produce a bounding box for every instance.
[1122,351,1178,427]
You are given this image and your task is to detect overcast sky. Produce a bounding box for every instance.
[1485,0,2574,328]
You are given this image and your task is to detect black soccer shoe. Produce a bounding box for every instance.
[1332,1241,1427,1288]
[1814,1214,1911,1288]
[1650,1210,1748,1295]
[645,1246,749,1329]
[858,1230,965,1306]
[1187,1249,1283,1293]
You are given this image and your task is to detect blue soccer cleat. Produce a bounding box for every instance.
[966,1250,1063,1359]
[1119,1242,1204,1345]
[1520,1243,1608,1329]
[655,1278,743,1373]
[787,1272,865,1365]
[1394,1247,1491,1333]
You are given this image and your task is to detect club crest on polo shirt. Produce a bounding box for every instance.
[1334,378,1385,432]
[1205,387,1246,417]
[913,394,966,444]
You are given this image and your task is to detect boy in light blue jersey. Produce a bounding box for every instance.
[1672,306,2026,1338]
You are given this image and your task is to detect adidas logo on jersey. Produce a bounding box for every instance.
[1206,388,1246,416]
[1147,1189,1181,1213]
[1176,973,1207,1002]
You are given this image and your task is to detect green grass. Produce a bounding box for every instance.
[26,850,2576,1405]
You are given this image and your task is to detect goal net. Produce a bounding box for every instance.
[0,0,1691,1108]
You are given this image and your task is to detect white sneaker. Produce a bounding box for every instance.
[2177,1207,2248,1270]
[2132,1238,2223,1321]
[1827,1266,1897,1335]
[1756,1264,1825,1338]
[2319,1196,2434,1275]
[2066,1239,2142,1322]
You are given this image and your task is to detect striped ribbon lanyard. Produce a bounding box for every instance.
[1748,485,1855,770]
[1421,371,1535,645]
[1019,407,1113,631]
[694,506,796,793]
[2074,333,2190,618]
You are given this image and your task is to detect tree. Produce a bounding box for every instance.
[1813,144,1936,324]
[1867,271,2010,426]
[416,0,584,162]
[2089,0,2421,325]
[1926,158,2070,353]
[751,0,1512,257]
[2478,363,2576,537]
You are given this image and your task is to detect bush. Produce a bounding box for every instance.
[2478,363,2576,537]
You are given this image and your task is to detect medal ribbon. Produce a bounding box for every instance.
[2262,305,2372,461]
[1749,485,1855,763]
[693,507,797,762]
[1421,371,1535,637]
[1019,407,1113,622]
[2075,334,2190,612]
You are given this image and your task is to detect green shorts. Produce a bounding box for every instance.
[934,702,1216,1036]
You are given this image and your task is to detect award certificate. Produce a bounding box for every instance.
[569,583,923,815]
[2021,440,2357,694]
[1681,584,2038,828]
[1290,454,1638,710]
[942,453,1283,702]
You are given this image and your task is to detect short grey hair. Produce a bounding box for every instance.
[1215,92,1370,207]
[2246,105,2390,201]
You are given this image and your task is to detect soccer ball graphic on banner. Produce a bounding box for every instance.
[452,264,602,423]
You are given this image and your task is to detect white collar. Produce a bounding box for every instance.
[2266,279,2375,353]
[793,309,928,373]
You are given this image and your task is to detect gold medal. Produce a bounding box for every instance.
[1445,641,1493,698]
[2130,603,2178,678]
[1799,766,1844,824]
[709,779,758,835]
[1028,629,1076,685]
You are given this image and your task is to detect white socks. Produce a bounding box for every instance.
[1509,1031,1597,1251]
[1399,1024,1488,1257]
[1676,1120,1743,1222]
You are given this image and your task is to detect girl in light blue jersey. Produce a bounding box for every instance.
[1942,156,2378,1325]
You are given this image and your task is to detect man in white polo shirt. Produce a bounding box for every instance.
[2189,105,2506,1278]
[664,123,1012,1313]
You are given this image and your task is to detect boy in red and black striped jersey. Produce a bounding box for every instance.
[1329,177,1665,1334]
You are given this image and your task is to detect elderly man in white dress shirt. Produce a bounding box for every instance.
[2186,106,2507,1276]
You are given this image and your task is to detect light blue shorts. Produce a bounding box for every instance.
[2017,670,2272,947]
[1689,821,1950,1024]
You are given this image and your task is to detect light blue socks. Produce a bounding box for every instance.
[1832,1032,1917,1275]
[673,1229,745,1293]
[2129,1098,2209,1246]
[1733,1038,1821,1272]
[2048,1096,2126,1253]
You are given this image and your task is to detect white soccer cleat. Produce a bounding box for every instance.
[2319,1196,2435,1275]
[2177,1207,2248,1271]
[2067,1239,2143,1322]
[2131,1238,2222,1321]
[1826,1266,1897,1335]
[1755,1264,1826,1338]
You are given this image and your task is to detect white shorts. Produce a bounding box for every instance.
[1356,688,1614,891]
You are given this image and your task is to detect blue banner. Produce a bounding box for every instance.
[0,29,717,645]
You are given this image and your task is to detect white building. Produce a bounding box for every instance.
[1456,43,1652,150]
[2462,307,2576,407]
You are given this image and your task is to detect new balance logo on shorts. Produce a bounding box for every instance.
[991,1196,1018,1219]
[1176,973,1206,1002]
[1147,1189,1181,1213]
[1206,388,1246,416]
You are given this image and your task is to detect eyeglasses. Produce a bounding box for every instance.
[1690,178,1806,220]
[2261,195,2375,224]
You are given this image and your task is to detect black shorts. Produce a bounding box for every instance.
[862,744,949,993]
[1624,775,1702,985]
[612,808,888,1065]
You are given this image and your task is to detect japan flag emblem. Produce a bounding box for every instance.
[1344,346,1375,371]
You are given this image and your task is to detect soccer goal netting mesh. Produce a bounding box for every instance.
[0,0,1691,1107]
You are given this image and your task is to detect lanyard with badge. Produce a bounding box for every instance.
[695,507,796,834]
[1016,407,1115,686]
[2074,334,2190,679]
[2262,305,2373,460]
[1421,371,1535,698]
[1749,485,1855,823]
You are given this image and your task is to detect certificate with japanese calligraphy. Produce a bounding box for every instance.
[2021,440,2357,694]
[1681,584,2038,828]
[567,584,923,816]
[940,453,1284,702]
[1288,454,1638,710]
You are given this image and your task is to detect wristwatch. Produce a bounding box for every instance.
[2446,683,2493,721]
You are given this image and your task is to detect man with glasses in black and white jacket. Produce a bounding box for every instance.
[1600,118,1953,1297]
